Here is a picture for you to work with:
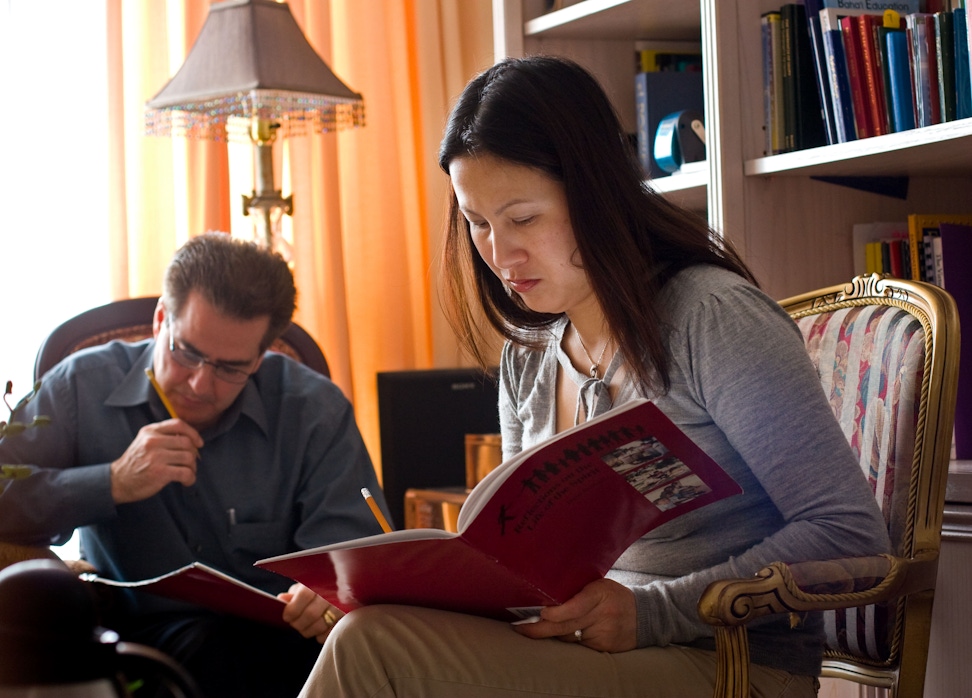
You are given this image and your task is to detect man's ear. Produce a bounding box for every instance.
[152,300,165,338]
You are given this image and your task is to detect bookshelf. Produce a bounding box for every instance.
[493,2,972,695]
[493,0,972,301]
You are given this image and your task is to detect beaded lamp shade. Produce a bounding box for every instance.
[144,0,365,258]
[145,0,365,141]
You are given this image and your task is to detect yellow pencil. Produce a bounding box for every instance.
[145,368,179,420]
[361,487,393,533]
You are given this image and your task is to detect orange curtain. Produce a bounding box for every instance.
[106,0,495,479]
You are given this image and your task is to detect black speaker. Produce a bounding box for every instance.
[377,368,500,529]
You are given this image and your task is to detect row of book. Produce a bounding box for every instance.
[853,212,972,284]
[762,0,972,154]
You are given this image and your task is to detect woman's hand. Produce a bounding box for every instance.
[512,578,637,652]
[278,583,344,644]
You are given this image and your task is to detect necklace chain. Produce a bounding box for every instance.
[574,324,610,380]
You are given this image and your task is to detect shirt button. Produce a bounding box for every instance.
[194,545,203,554]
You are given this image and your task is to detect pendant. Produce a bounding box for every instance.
[589,365,598,379]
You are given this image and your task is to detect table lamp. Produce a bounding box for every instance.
[145,0,365,261]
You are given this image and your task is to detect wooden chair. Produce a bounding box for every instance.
[698,275,960,698]
[3,296,329,572]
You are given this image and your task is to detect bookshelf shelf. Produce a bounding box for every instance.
[524,0,699,40]
[746,119,972,179]
[648,161,708,211]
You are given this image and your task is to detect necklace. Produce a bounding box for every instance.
[574,324,611,380]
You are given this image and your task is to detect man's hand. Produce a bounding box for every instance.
[512,578,638,652]
[110,419,203,504]
[279,583,343,643]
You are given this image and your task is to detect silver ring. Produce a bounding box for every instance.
[574,628,583,642]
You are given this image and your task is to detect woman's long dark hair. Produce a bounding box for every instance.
[439,56,757,392]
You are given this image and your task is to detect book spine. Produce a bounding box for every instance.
[955,5,972,119]
[804,0,838,144]
[907,14,934,127]
[635,72,650,175]
[792,3,827,149]
[781,5,797,152]
[858,15,889,136]
[822,24,859,141]
[935,10,956,122]
[762,12,781,155]
[841,15,872,138]
[886,29,917,131]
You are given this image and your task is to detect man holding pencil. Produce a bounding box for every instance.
[0,233,390,698]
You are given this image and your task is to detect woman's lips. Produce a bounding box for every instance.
[506,278,538,294]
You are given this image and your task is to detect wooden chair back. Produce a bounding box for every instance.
[34,296,328,381]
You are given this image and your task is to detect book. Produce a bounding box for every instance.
[955,2,972,119]
[935,10,956,122]
[885,26,917,131]
[841,14,874,138]
[80,562,288,628]
[857,13,894,136]
[907,13,942,127]
[820,10,860,141]
[788,3,828,150]
[634,71,705,179]
[256,399,742,621]
[938,222,972,459]
[762,10,785,155]
[804,0,839,144]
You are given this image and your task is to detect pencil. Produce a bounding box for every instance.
[145,368,179,420]
[361,487,393,533]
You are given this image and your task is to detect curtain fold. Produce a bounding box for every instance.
[107,0,495,480]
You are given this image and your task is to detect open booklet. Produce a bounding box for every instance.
[80,562,288,628]
[257,398,742,621]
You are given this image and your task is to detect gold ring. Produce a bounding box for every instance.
[322,607,339,628]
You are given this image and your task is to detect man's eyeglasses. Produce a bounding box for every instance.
[166,319,256,384]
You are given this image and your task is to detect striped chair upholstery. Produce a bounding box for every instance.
[795,302,925,661]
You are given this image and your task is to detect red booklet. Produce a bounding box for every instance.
[257,399,742,621]
[81,562,288,628]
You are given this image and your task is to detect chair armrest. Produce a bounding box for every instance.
[698,552,938,628]
[697,552,939,698]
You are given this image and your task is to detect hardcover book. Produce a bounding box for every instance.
[907,13,942,127]
[938,222,972,459]
[804,0,839,144]
[762,10,785,155]
[787,3,828,150]
[81,562,288,628]
[886,27,917,131]
[257,399,742,621]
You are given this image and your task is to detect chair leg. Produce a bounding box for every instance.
[713,625,751,698]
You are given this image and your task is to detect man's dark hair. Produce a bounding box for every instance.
[162,233,297,351]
